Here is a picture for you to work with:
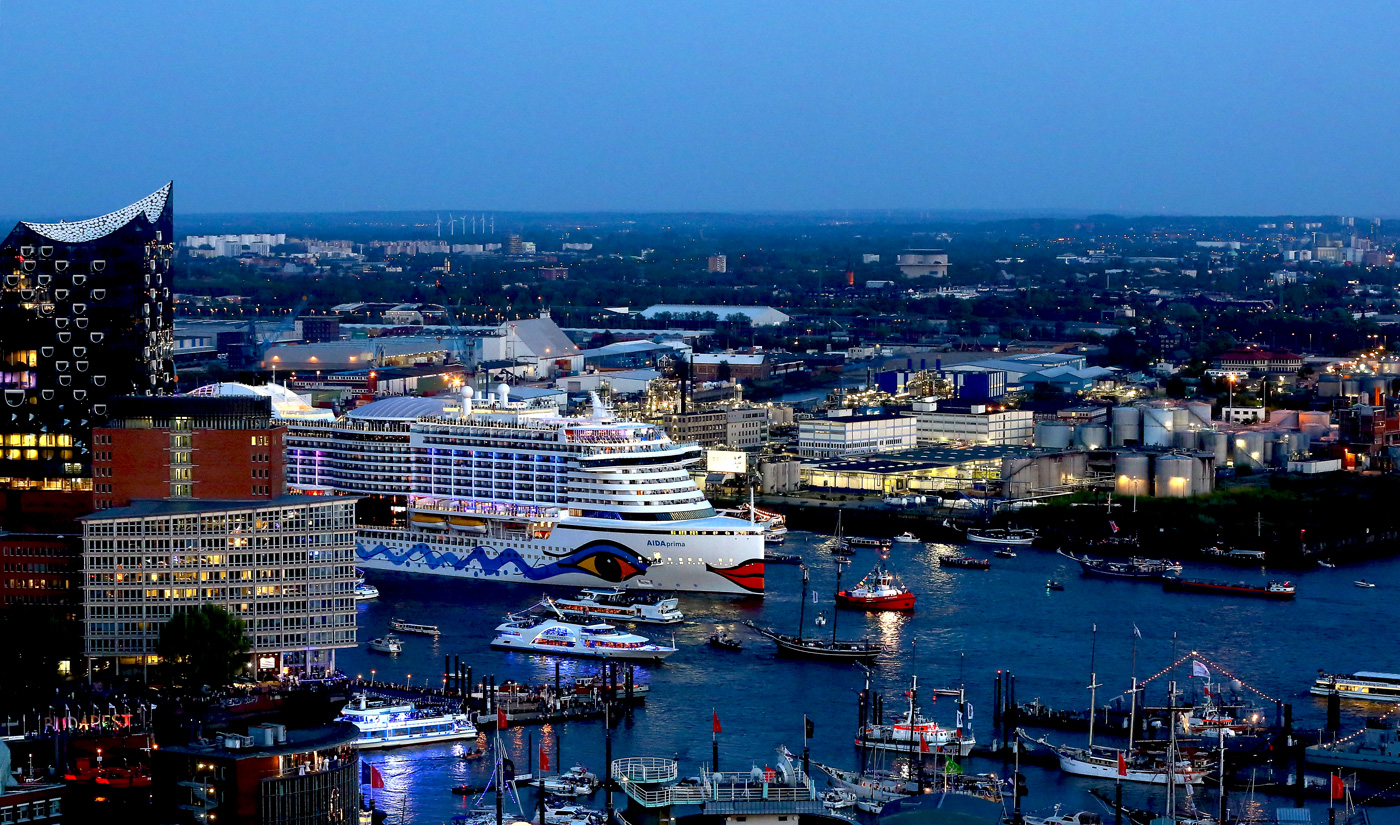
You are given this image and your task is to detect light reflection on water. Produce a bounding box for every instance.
[349,530,1400,824]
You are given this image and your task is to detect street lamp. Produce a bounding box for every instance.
[1227,374,1236,411]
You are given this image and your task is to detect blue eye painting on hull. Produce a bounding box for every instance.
[356,540,649,584]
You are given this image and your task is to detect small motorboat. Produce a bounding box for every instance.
[892,532,922,545]
[834,555,851,565]
[994,549,1017,558]
[1356,580,1377,588]
[855,799,885,814]
[815,611,828,627]
[821,789,857,810]
[1318,560,1337,568]
[355,582,380,600]
[1046,580,1065,591]
[708,631,743,651]
[368,634,403,654]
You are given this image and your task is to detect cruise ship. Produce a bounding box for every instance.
[273,385,765,595]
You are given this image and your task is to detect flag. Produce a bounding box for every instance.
[956,710,964,731]
[713,711,722,734]
[811,591,819,604]
[1116,752,1127,777]
[1191,660,1210,679]
[361,762,385,789]
[1109,521,1119,533]
[1133,624,1141,639]
[540,744,550,773]
[920,733,930,754]
[804,716,814,739]
[1332,774,1345,801]
[945,759,963,775]
[498,707,508,729]
[966,702,973,721]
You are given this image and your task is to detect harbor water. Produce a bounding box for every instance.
[345,530,1400,824]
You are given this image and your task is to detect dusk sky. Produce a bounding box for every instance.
[2,1,1397,217]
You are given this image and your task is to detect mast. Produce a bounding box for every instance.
[832,563,843,644]
[1087,624,1101,748]
[911,675,922,794]
[797,565,808,641]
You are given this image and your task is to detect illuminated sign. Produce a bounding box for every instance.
[706,450,747,474]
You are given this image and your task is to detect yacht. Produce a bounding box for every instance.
[338,694,477,749]
[891,532,922,545]
[491,599,678,661]
[278,387,765,595]
[354,582,380,600]
[553,587,684,625]
[367,634,403,654]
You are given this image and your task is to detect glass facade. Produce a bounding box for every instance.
[0,183,176,483]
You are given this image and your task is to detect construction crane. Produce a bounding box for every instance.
[435,280,472,366]
[247,295,310,375]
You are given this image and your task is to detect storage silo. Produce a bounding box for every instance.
[1172,429,1196,450]
[1111,406,1140,446]
[1171,407,1190,432]
[1154,455,1195,498]
[1187,402,1214,428]
[1236,432,1266,469]
[1115,453,1151,496]
[1364,377,1389,399]
[1209,431,1229,462]
[1077,423,1109,450]
[1142,407,1173,446]
[1342,377,1362,397]
[1299,411,1331,441]
[1193,454,1216,494]
[1035,421,1073,449]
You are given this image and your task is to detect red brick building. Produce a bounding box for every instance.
[91,396,285,510]
[0,488,93,617]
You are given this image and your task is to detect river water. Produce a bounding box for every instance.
[346,531,1400,825]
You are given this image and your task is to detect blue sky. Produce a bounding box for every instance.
[2,1,1397,217]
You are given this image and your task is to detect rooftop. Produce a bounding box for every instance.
[79,494,353,521]
[160,722,359,760]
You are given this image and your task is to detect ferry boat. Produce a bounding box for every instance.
[553,587,683,625]
[338,694,477,749]
[1161,576,1295,600]
[354,582,380,600]
[389,618,441,637]
[848,536,892,550]
[1311,672,1400,703]
[966,527,1037,545]
[835,559,916,610]
[277,387,765,595]
[490,599,677,661]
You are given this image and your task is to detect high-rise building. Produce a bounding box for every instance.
[707,254,727,273]
[0,183,176,488]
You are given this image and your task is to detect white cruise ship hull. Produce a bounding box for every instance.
[356,516,764,596]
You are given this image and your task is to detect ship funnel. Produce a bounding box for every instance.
[461,385,473,417]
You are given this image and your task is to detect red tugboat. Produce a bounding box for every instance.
[835,555,916,610]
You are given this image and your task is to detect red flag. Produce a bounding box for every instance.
[920,733,930,754]
[1332,774,1345,801]
[540,744,550,773]
[370,764,385,789]
[498,707,508,730]
[1109,521,1120,534]
[712,711,722,734]
[1116,752,1127,777]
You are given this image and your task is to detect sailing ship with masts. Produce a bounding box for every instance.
[746,563,881,661]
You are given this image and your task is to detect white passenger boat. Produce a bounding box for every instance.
[965,527,1037,545]
[891,532,921,545]
[389,617,441,637]
[553,587,683,625]
[338,694,477,749]
[354,582,380,600]
[491,599,677,661]
[1312,671,1400,703]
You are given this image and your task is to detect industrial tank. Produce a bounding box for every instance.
[1142,407,1173,447]
[1077,424,1109,450]
[1035,421,1073,450]
[1115,453,1151,497]
[1186,402,1214,428]
[1154,455,1196,498]
[1171,408,1190,432]
[1236,432,1266,469]
[1111,406,1140,446]
[1172,429,1196,450]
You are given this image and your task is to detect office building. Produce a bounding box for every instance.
[912,399,1034,446]
[896,249,949,278]
[0,183,176,487]
[707,254,727,273]
[797,412,916,459]
[80,494,359,679]
[91,396,286,510]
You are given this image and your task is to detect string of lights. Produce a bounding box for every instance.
[1136,650,1283,705]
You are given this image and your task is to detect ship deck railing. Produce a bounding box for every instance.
[611,757,815,808]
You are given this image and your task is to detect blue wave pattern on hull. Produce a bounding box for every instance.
[356,540,649,583]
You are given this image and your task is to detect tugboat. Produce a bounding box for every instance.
[746,564,882,662]
[835,553,916,610]
[708,630,743,651]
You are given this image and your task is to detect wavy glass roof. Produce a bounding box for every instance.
[20,182,172,243]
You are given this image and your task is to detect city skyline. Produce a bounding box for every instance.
[2,2,1399,217]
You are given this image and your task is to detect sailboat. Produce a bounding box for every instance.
[746,564,881,661]
[826,511,854,556]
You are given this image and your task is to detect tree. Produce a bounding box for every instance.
[158,605,251,691]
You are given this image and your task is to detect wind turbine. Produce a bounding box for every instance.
[448,214,458,236]
[435,214,443,237]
